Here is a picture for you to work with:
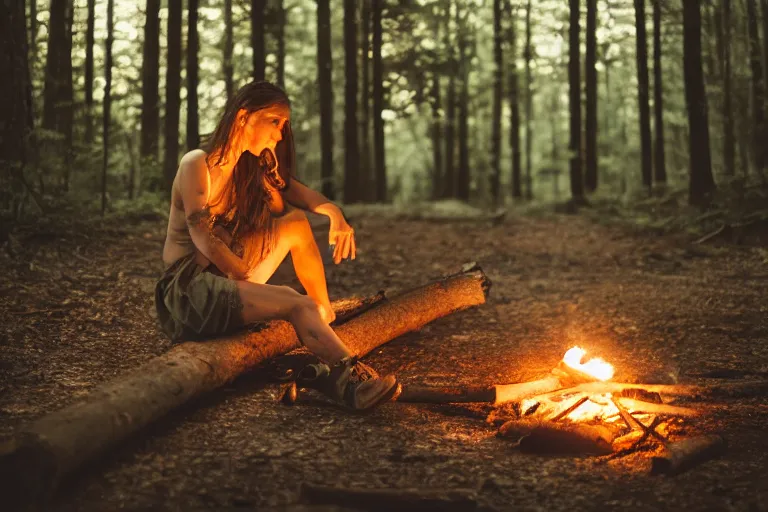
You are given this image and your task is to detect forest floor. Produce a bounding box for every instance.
[1,203,768,511]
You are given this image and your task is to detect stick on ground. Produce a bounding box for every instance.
[300,482,479,511]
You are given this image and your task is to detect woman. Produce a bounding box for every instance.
[155,81,398,411]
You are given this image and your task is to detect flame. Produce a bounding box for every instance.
[562,346,614,381]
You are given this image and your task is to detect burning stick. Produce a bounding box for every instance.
[610,396,643,431]
[611,397,667,444]
[617,398,700,418]
[494,375,563,405]
[650,435,726,475]
[549,395,590,422]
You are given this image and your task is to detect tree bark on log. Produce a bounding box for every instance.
[0,267,490,504]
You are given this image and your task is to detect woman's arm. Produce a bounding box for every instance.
[180,154,250,280]
[282,178,356,264]
[282,178,333,213]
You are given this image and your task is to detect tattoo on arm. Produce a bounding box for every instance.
[186,207,212,229]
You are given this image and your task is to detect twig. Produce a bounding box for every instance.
[549,395,589,422]
[693,223,726,245]
[610,396,642,432]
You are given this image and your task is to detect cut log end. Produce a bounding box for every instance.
[650,435,726,475]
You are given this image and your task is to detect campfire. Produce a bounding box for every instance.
[400,345,726,475]
[490,346,724,473]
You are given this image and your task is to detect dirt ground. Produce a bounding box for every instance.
[1,207,767,511]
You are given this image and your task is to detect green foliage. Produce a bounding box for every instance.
[20,0,768,220]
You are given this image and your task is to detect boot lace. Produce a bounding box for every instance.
[346,356,378,384]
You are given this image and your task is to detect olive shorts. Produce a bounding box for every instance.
[154,253,245,342]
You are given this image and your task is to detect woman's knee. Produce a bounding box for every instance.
[276,208,314,246]
[287,293,320,322]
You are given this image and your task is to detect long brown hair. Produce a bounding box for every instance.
[202,81,295,267]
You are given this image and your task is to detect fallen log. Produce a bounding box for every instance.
[650,435,726,475]
[0,266,490,505]
[299,482,478,511]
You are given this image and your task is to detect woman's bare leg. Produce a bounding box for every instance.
[234,209,348,363]
[244,208,334,318]
[234,281,351,363]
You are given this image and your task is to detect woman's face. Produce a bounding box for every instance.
[239,104,290,156]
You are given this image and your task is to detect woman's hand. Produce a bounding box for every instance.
[327,207,357,264]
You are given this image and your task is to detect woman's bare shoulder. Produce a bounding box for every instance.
[179,149,209,172]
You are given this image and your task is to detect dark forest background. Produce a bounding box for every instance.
[2,0,768,228]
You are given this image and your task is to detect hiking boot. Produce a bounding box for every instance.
[300,356,399,411]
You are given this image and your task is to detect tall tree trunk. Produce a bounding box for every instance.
[372,0,386,202]
[317,0,334,199]
[42,0,74,191]
[43,0,73,133]
[634,0,653,191]
[718,0,738,176]
[568,0,583,200]
[443,2,456,199]
[508,1,522,199]
[30,0,37,61]
[164,0,182,191]
[103,0,114,216]
[224,0,234,100]
[746,0,765,177]
[343,0,359,203]
[251,0,266,81]
[490,0,503,206]
[585,0,598,192]
[682,0,716,205]
[456,8,470,203]
[85,0,95,144]
[1,0,34,168]
[186,0,200,150]
[737,3,751,176]
[429,8,443,201]
[763,0,768,142]
[430,72,443,200]
[721,0,734,176]
[141,0,161,162]
[524,0,533,200]
[276,0,286,88]
[652,0,667,184]
[360,0,372,201]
